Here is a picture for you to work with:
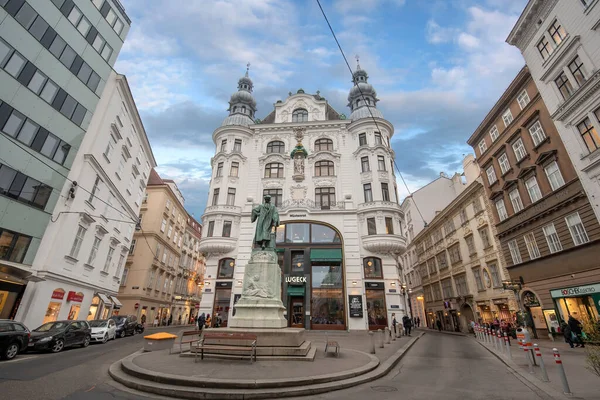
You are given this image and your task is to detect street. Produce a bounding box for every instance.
[1,329,551,400]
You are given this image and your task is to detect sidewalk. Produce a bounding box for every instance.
[477,332,598,399]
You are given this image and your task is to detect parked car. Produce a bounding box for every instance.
[110,315,137,338]
[29,321,91,353]
[0,320,30,360]
[88,319,116,343]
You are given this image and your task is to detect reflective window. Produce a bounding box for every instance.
[292,108,308,122]
[286,223,310,243]
[363,257,383,279]
[311,224,340,243]
[217,258,235,279]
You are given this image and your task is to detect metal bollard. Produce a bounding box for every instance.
[533,344,549,382]
[504,332,511,360]
[497,330,503,354]
[392,326,396,341]
[485,327,489,343]
[492,330,498,351]
[524,342,534,374]
[369,331,376,354]
[385,327,391,344]
[377,329,384,348]
[553,348,572,394]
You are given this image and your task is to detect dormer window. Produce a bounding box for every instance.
[233,106,237,113]
[241,106,246,114]
[292,108,308,123]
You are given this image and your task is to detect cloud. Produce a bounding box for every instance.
[334,0,406,14]
[426,20,457,44]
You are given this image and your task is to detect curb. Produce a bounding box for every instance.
[473,338,582,400]
[108,332,424,399]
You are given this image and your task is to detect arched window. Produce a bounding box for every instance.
[314,160,334,176]
[241,106,246,114]
[363,257,383,279]
[267,141,285,154]
[292,108,308,122]
[218,258,235,279]
[232,106,237,113]
[366,98,371,105]
[357,99,362,107]
[264,162,284,178]
[315,138,333,152]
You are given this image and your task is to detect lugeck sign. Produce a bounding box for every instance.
[550,283,600,298]
[285,276,307,284]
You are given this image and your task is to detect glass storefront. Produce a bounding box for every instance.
[366,287,387,330]
[213,287,232,327]
[551,283,600,326]
[0,277,26,320]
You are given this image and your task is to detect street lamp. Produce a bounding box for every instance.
[502,279,527,329]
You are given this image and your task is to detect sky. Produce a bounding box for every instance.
[115,0,529,218]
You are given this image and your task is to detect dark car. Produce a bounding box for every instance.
[29,321,91,353]
[0,320,30,360]
[110,315,137,338]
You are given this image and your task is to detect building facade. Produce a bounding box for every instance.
[0,0,130,320]
[15,71,155,328]
[117,170,190,326]
[414,168,516,333]
[400,173,467,326]
[467,66,600,336]
[170,215,204,325]
[507,1,600,222]
[198,65,407,331]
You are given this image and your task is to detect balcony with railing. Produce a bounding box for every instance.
[278,199,346,212]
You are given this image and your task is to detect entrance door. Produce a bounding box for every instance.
[290,297,304,328]
[366,289,387,330]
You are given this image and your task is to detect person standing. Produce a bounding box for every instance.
[168,314,173,326]
[391,313,397,336]
[197,313,205,331]
[561,322,574,348]
[403,315,412,336]
[436,319,442,331]
[206,314,212,328]
[568,315,585,348]
[416,317,420,327]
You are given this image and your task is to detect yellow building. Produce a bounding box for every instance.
[118,169,190,326]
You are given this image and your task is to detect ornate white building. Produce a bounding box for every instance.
[198,65,407,331]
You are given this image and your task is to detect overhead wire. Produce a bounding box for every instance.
[315,0,428,227]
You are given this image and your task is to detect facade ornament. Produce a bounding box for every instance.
[290,127,308,182]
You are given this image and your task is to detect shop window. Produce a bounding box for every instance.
[291,251,304,273]
[217,258,235,279]
[276,224,285,243]
[311,224,340,243]
[366,289,387,330]
[44,288,64,324]
[286,223,309,243]
[311,264,344,329]
[212,287,231,328]
[363,257,383,279]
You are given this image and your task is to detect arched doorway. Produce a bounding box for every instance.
[459,303,475,333]
[274,221,345,330]
[521,290,546,339]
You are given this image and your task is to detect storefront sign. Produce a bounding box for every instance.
[365,282,385,289]
[51,290,65,300]
[285,276,307,284]
[389,289,397,293]
[349,295,363,318]
[390,305,399,309]
[550,283,600,298]
[205,289,212,293]
[289,214,307,218]
[492,298,507,305]
[67,291,84,302]
[522,291,540,307]
[476,301,488,306]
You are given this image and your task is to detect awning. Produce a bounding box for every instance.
[97,293,112,305]
[110,296,123,308]
[287,286,305,296]
[310,248,342,262]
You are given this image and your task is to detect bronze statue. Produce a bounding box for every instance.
[251,194,280,250]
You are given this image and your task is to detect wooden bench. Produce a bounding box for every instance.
[192,332,257,363]
[324,333,340,357]
[179,330,203,354]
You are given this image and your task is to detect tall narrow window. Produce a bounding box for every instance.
[486,166,497,185]
[490,125,500,141]
[543,223,563,253]
[367,218,377,235]
[220,139,227,152]
[266,141,284,153]
[314,138,333,151]
[374,132,383,145]
[465,235,476,255]
[524,232,541,259]
[509,189,523,213]
[568,56,586,86]
[230,161,239,177]
[565,213,589,245]
[263,189,283,207]
[129,239,136,255]
[103,246,115,272]
[529,121,547,146]
[548,20,567,46]
[555,71,574,100]
[473,268,484,291]
[479,227,491,248]
[517,90,530,109]
[87,237,101,265]
[222,221,232,237]
[212,188,220,206]
[167,225,173,239]
[487,263,501,288]
[507,239,522,264]
[207,221,215,237]
[361,156,370,172]
[577,117,600,153]
[544,161,565,190]
[539,35,554,58]
[233,139,242,152]
[479,139,487,154]
[381,183,390,201]
[525,176,543,202]
[363,183,373,202]
[359,133,367,146]
[385,217,394,234]
[498,153,510,174]
[315,187,335,208]
[496,198,508,221]
[512,138,527,161]
[160,219,167,232]
[314,160,334,176]
[226,188,236,206]
[292,108,308,122]
[215,162,223,177]
[502,109,514,127]
[376,155,386,171]
[69,225,87,258]
[88,175,101,204]
[265,162,284,178]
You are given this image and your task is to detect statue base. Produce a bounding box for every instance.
[229,250,287,329]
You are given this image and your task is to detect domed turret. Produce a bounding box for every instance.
[347,58,383,121]
[222,64,257,127]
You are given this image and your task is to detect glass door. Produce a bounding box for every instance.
[366,289,387,330]
[290,297,304,328]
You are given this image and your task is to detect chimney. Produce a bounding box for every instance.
[462,154,480,184]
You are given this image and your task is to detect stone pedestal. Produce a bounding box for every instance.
[229,250,287,329]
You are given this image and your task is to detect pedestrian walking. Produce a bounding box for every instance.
[197,313,205,331]
[141,314,146,326]
[391,313,397,336]
[568,315,585,348]
[470,320,476,336]
[561,322,575,348]
[177,315,181,325]
[416,317,420,327]
[403,315,412,336]
[205,314,212,328]
[168,315,173,326]
[436,319,442,331]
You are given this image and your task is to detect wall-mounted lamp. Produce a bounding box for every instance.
[390,282,396,287]
[237,280,243,286]
[352,281,357,285]
[205,281,211,286]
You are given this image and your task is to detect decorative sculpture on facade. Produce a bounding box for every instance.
[291,127,308,182]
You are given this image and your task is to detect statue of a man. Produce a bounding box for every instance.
[251,194,280,250]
